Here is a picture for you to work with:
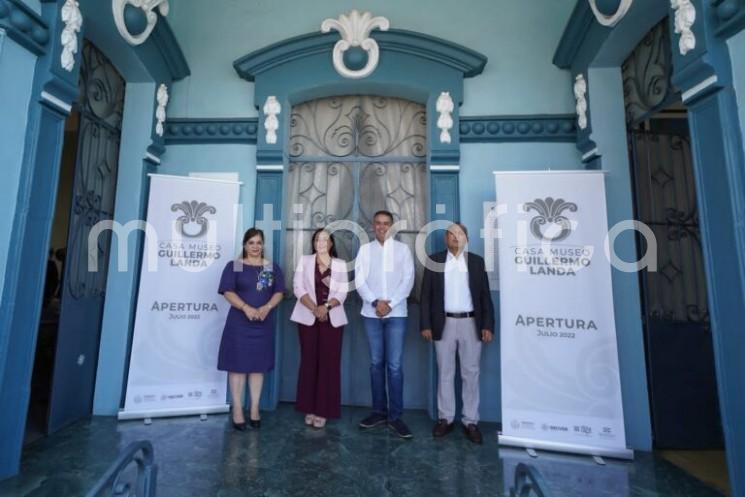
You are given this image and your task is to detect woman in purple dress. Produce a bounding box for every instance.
[217,228,285,430]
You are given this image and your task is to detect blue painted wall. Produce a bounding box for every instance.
[0,35,35,319]
[157,144,257,245]
[19,0,40,13]
[167,0,576,117]
[93,83,158,415]
[151,0,588,428]
[0,0,661,454]
[728,29,745,163]
[459,142,583,422]
[93,141,257,414]
[585,67,652,451]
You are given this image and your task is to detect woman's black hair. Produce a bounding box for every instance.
[241,227,265,258]
[311,228,338,258]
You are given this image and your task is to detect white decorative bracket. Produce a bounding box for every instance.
[263,96,281,145]
[574,74,588,130]
[587,0,633,27]
[112,0,169,46]
[436,92,454,144]
[321,10,390,79]
[671,0,696,55]
[155,83,168,137]
[60,0,82,72]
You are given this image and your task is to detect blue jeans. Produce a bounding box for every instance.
[362,316,406,421]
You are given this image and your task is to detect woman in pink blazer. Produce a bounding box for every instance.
[290,228,348,428]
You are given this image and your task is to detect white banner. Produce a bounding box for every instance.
[496,171,631,459]
[120,174,240,420]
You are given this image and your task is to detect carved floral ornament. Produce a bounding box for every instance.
[436,92,454,144]
[574,74,588,130]
[263,96,281,145]
[60,0,83,71]
[671,0,696,55]
[155,83,169,137]
[112,0,169,46]
[321,10,390,79]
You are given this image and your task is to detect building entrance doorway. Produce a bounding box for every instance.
[624,19,730,495]
[26,40,125,442]
[280,95,431,409]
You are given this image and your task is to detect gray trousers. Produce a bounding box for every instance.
[434,317,482,426]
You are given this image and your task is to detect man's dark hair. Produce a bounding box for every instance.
[373,210,394,222]
[449,222,469,239]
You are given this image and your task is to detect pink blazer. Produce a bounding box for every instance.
[289,254,349,327]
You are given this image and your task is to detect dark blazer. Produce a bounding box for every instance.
[420,250,495,341]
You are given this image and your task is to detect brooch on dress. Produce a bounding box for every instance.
[257,269,274,291]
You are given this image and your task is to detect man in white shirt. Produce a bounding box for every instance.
[354,210,415,438]
[420,223,494,444]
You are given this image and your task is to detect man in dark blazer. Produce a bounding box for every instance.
[420,222,495,444]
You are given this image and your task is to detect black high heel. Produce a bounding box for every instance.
[249,418,261,429]
[231,407,247,431]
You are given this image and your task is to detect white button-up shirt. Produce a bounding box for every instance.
[354,238,415,318]
[444,250,474,313]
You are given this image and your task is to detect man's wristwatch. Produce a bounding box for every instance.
[371,299,379,308]
[324,302,332,310]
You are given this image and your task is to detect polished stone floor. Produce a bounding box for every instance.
[0,403,726,497]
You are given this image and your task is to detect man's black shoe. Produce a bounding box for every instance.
[359,413,387,429]
[388,418,413,439]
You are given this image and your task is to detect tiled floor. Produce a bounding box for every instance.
[0,404,727,497]
[660,450,730,496]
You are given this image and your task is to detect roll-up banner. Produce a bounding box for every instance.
[119,174,240,420]
[495,170,632,460]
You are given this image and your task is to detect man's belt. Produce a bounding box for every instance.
[445,311,475,318]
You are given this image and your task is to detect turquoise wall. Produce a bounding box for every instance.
[459,142,583,421]
[139,0,658,450]
[20,0,40,13]
[93,82,157,415]
[157,144,257,244]
[167,0,576,117]
[728,29,745,165]
[93,139,257,414]
[0,34,36,308]
[585,67,652,451]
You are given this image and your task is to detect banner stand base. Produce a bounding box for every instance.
[498,433,634,461]
[118,404,230,421]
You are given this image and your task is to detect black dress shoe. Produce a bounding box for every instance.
[464,423,483,444]
[232,420,247,431]
[432,419,454,438]
[249,418,261,429]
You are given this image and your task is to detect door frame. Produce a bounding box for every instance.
[554,1,745,493]
[0,0,189,479]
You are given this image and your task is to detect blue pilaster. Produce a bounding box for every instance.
[0,0,79,480]
[669,3,745,494]
[253,169,284,409]
[427,167,460,418]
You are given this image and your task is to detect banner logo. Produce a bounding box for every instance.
[171,200,217,238]
[524,197,577,242]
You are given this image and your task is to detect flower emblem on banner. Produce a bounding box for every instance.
[171,200,217,238]
[524,197,578,242]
